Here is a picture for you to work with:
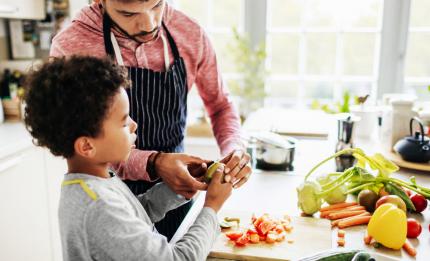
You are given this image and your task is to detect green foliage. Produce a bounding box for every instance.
[311,91,351,114]
[228,28,267,100]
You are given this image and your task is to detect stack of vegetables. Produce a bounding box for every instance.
[297,148,430,257]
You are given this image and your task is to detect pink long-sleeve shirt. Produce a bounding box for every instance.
[50,2,243,181]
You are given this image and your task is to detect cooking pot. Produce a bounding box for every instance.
[394,117,430,163]
[248,131,297,171]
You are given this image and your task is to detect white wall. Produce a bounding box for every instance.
[69,0,90,19]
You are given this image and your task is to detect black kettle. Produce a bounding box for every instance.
[394,117,430,163]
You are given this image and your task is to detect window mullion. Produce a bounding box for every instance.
[377,0,411,97]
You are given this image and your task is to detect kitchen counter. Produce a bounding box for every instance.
[172,139,430,261]
[0,121,32,160]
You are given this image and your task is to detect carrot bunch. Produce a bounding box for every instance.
[319,202,372,229]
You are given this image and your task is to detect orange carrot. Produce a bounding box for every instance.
[331,212,371,227]
[338,215,371,229]
[320,202,358,212]
[320,206,365,218]
[363,234,372,245]
[337,230,345,238]
[328,210,367,220]
[337,238,345,247]
[403,240,417,257]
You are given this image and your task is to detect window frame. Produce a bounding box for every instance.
[171,0,416,104]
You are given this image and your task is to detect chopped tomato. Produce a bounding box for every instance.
[225,231,243,241]
[266,233,277,243]
[247,227,258,235]
[276,232,286,242]
[259,235,266,241]
[259,220,275,235]
[275,224,285,233]
[235,234,250,246]
[253,217,263,228]
[249,233,260,243]
[251,214,257,223]
[283,224,293,232]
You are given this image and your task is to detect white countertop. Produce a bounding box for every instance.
[172,139,430,261]
[0,121,33,160]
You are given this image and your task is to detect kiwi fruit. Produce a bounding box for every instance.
[204,162,223,183]
[358,189,379,212]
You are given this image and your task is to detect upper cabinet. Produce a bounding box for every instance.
[0,0,45,20]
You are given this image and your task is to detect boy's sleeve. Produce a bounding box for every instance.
[86,198,219,261]
[136,182,188,223]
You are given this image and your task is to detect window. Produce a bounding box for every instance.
[404,0,430,101]
[171,0,244,119]
[172,0,244,74]
[172,0,428,109]
[266,0,382,106]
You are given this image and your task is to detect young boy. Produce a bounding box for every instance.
[24,56,233,261]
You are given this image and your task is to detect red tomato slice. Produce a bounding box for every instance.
[249,233,260,243]
[247,227,258,235]
[259,220,275,235]
[225,231,243,241]
[235,234,250,246]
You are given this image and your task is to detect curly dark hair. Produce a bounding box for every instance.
[24,56,129,158]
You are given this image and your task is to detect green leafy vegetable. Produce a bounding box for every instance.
[297,148,430,215]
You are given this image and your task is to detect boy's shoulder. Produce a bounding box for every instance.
[60,174,123,204]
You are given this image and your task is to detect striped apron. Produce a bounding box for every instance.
[103,13,191,241]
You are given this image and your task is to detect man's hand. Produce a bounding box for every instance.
[220,149,252,188]
[154,153,210,199]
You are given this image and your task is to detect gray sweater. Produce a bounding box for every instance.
[59,173,220,261]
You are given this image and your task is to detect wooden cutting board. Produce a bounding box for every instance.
[209,210,332,261]
[384,150,430,172]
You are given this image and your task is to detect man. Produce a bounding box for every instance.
[50,0,251,240]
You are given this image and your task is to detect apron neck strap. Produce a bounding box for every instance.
[103,11,181,67]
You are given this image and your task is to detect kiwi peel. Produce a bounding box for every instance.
[204,161,224,183]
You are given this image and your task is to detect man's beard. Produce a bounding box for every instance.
[109,14,160,43]
[116,23,160,43]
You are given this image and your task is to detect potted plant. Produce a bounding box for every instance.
[228,27,268,121]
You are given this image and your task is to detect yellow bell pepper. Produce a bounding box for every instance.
[367,203,406,249]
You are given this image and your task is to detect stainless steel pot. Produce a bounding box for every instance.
[247,131,297,171]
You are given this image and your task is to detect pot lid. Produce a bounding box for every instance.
[250,131,296,149]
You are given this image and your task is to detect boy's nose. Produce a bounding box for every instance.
[130,119,138,133]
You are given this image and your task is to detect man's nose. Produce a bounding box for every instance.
[138,13,156,32]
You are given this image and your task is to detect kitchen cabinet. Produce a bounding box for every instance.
[0,0,45,20]
[44,149,67,261]
[43,151,67,261]
[0,146,51,261]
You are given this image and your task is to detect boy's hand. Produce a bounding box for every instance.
[155,153,210,199]
[204,164,233,213]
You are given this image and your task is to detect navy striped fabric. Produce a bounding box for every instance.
[104,14,191,241]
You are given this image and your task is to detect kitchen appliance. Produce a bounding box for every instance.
[248,131,296,171]
[209,210,331,261]
[394,117,430,163]
[335,114,359,171]
[380,98,418,151]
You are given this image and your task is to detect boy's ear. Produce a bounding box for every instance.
[74,137,97,158]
